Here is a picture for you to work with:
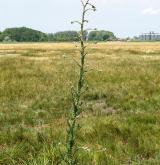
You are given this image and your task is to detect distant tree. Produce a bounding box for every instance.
[0,32,2,41]
[52,31,79,41]
[3,36,12,43]
[39,34,48,42]
[1,27,47,42]
[47,33,55,41]
[88,30,116,41]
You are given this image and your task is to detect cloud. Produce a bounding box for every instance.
[142,8,160,15]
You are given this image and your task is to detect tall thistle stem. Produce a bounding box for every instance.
[65,1,96,164]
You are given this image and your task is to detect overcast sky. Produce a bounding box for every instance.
[0,0,160,37]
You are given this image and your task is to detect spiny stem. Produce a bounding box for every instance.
[65,1,96,164]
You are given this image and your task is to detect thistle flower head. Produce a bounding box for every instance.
[92,5,96,11]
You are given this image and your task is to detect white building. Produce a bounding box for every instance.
[139,32,160,41]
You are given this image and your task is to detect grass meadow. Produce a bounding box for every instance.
[0,42,160,164]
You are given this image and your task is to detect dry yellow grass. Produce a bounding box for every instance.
[0,42,160,165]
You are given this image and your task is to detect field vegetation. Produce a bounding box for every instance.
[0,42,160,164]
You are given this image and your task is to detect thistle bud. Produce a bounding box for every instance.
[92,5,96,11]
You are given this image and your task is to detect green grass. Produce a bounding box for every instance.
[0,42,160,164]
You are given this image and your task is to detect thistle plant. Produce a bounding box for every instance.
[65,0,96,164]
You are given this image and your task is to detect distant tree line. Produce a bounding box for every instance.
[0,27,116,42]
